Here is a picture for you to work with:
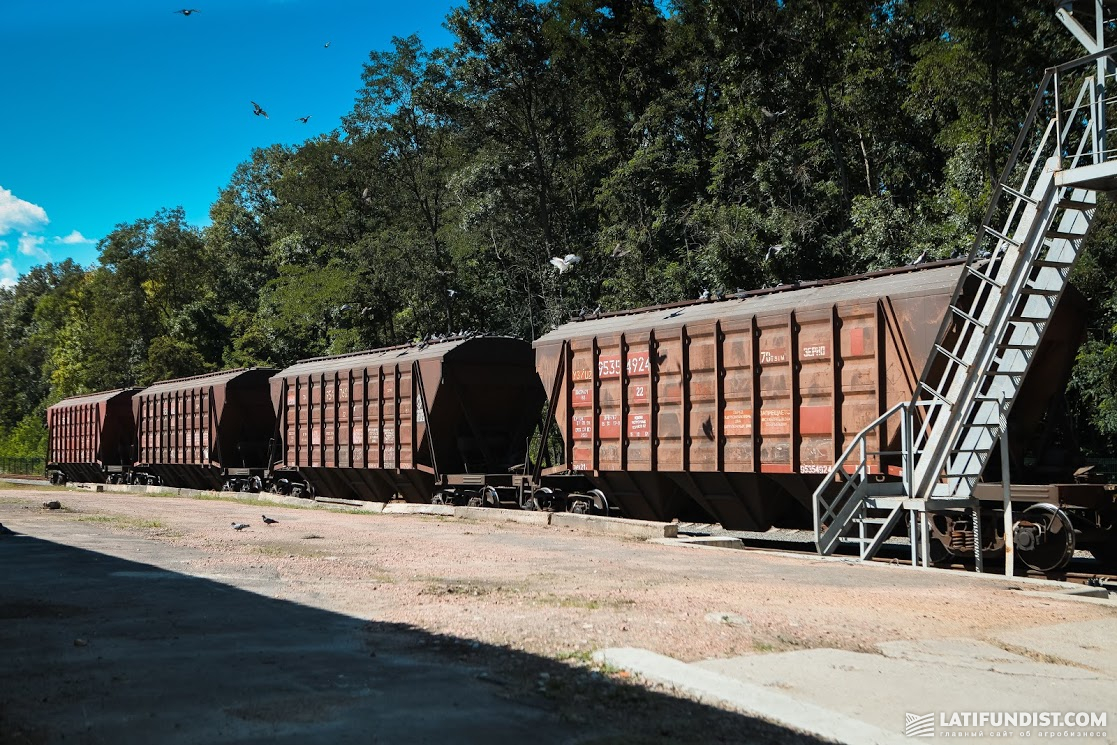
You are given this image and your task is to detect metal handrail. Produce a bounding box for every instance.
[813,400,910,551]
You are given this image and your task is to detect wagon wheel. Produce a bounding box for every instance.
[1015,503,1076,573]
[523,486,550,511]
[588,489,611,517]
[482,486,500,509]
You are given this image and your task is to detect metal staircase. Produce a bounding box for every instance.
[815,44,1117,565]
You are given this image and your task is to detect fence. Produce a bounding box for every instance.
[0,457,45,476]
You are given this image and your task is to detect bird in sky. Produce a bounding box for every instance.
[550,254,581,274]
[174,9,200,16]
[251,101,269,119]
[262,515,278,526]
[231,522,250,531]
[296,115,312,124]
[324,41,332,48]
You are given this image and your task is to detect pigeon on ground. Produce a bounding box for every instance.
[174,9,200,16]
[262,515,278,526]
[231,522,250,531]
[251,101,269,119]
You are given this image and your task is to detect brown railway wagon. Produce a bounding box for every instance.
[46,388,142,483]
[133,368,278,490]
[271,336,544,502]
[533,261,1084,531]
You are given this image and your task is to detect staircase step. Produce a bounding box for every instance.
[1056,197,1093,211]
[1045,230,1085,241]
[1021,286,1062,297]
[863,495,905,507]
[995,342,1036,350]
[1033,258,1075,268]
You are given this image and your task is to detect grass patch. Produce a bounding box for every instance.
[0,480,63,491]
[535,593,637,611]
[420,579,523,598]
[555,649,596,665]
[75,514,168,530]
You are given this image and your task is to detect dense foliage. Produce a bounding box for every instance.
[6,0,1117,461]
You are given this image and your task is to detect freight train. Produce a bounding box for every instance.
[43,259,1117,573]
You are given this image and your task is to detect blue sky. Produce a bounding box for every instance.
[0,0,458,287]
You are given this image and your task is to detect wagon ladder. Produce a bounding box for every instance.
[815,43,1117,564]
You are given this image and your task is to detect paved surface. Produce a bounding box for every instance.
[3,485,1116,744]
[600,616,1117,744]
[0,500,822,745]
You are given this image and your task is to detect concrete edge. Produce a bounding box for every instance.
[1015,589,1116,606]
[551,511,677,539]
[382,503,454,516]
[649,536,1094,593]
[453,505,552,526]
[594,647,906,745]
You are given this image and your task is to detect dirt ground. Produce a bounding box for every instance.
[1,483,1114,743]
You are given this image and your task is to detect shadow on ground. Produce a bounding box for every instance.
[0,532,827,745]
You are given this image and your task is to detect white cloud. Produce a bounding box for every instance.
[54,230,94,245]
[0,186,49,234]
[18,233,49,261]
[0,259,18,289]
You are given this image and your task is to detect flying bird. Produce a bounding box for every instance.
[174,9,200,16]
[262,515,278,526]
[549,254,582,274]
[324,41,332,48]
[251,101,269,119]
[296,115,312,124]
[760,107,787,123]
[764,244,784,262]
[231,522,250,531]
[448,289,458,297]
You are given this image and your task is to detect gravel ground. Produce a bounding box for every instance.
[1,483,1114,742]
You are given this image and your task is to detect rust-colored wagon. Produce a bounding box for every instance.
[46,388,142,484]
[132,368,278,490]
[270,335,544,503]
[533,261,1083,530]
